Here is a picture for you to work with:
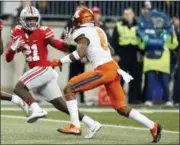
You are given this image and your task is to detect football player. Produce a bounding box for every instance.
[52,7,163,142]
[5,6,101,135]
[0,19,29,116]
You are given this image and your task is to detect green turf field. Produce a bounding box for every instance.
[1,104,179,144]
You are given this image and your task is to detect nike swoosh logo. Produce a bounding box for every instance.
[33,40,38,42]
[91,126,96,132]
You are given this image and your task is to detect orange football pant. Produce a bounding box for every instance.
[69,60,126,110]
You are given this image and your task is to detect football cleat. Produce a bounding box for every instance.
[57,124,82,135]
[150,121,163,143]
[84,121,102,139]
[27,109,47,123]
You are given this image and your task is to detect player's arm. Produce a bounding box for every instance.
[49,37,68,52]
[108,43,120,62]
[108,43,115,56]
[51,37,88,67]
[5,31,25,63]
[43,27,68,52]
[0,20,3,55]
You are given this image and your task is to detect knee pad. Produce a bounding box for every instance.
[117,106,131,117]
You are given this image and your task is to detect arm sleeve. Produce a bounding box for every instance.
[50,39,68,52]
[73,29,89,44]
[44,27,55,41]
[44,27,68,52]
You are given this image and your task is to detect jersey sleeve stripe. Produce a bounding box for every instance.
[45,33,54,39]
[74,34,86,42]
[46,31,53,35]
[74,34,89,44]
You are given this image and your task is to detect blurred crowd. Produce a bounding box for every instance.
[2,1,180,107]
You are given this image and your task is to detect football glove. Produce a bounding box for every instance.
[117,69,134,83]
[10,37,25,51]
[63,27,73,44]
[51,58,63,71]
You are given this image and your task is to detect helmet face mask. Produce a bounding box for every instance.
[20,6,40,31]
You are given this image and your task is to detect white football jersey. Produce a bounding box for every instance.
[73,26,112,68]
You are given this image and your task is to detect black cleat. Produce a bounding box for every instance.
[150,121,163,143]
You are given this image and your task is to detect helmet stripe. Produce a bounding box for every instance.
[30,6,33,15]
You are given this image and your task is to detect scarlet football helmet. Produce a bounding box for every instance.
[72,7,94,29]
[20,6,41,31]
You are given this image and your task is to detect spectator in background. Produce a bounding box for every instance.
[61,1,86,104]
[141,0,152,16]
[91,6,111,43]
[137,10,179,106]
[112,8,143,104]
[172,16,180,106]
[140,1,153,103]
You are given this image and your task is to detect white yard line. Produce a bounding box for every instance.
[1,107,179,113]
[1,115,179,134]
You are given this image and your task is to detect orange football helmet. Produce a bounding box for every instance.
[72,7,94,29]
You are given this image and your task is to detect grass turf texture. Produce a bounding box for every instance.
[1,106,179,144]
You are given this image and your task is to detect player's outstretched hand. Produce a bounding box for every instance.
[63,27,73,44]
[10,37,25,52]
[0,19,3,31]
[51,58,63,71]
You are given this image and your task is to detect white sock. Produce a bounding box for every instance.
[66,99,80,128]
[11,94,21,105]
[129,109,155,129]
[82,116,96,128]
[30,102,42,112]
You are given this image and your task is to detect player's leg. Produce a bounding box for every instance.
[39,75,98,134]
[50,98,99,133]
[60,71,114,138]
[58,69,117,136]
[105,76,162,143]
[14,66,55,123]
[1,91,13,101]
[50,98,96,127]
[159,72,172,106]
[0,91,29,116]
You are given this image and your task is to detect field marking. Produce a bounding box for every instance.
[1,107,179,113]
[1,115,179,134]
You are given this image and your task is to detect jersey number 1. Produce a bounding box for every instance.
[24,44,40,62]
[96,28,108,50]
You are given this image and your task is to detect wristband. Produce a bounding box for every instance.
[61,55,72,64]
[72,51,80,60]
